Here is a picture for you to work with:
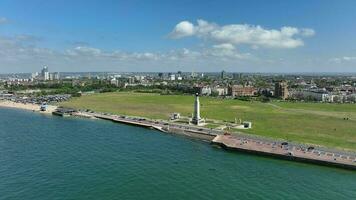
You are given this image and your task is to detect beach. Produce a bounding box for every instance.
[0,100,57,114]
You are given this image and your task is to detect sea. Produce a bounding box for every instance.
[0,108,355,200]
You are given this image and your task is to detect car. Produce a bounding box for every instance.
[307,146,315,151]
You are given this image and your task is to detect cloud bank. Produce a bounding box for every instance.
[5,17,351,73]
[330,56,356,63]
[170,19,315,49]
[0,33,253,73]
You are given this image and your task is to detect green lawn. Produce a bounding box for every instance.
[60,92,356,151]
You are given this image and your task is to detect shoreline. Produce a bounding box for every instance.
[2,103,355,170]
[77,110,356,170]
[0,100,57,114]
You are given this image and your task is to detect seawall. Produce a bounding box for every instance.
[56,110,356,171]
[94,113,216,141]
[212,135,356,171]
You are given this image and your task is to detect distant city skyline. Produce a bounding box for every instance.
[1,0,356,73]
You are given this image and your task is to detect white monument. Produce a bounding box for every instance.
[191,93,205,125]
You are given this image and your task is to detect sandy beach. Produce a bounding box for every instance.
[0,100,57,114]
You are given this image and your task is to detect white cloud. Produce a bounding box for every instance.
[63,45,250,61]
[169,21,195,38]
[330,56,356,63]
[66,46,102,56]
[343,56,356,61]
[15,34,43,42]
[301,28,315,37]
[0,34,254,72]
[213,43,235,51]
[170,19,315,49]
[0,31,255,73]
[0,17,8,24]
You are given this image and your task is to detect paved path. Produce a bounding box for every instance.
[213,135,356,170]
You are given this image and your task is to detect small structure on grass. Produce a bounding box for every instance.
[233,121,252,129]
[243,121,252,129]
[171,113,181,120]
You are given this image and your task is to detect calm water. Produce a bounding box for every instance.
[0,108,355,200]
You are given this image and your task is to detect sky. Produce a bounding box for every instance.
[0,0,356,73]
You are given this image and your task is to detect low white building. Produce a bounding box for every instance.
[213,87,228,96]
[110,78,119,86]
[44,71,50,81]
[200,86,212,96]
[291,90,330,102]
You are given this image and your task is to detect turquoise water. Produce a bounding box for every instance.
[0,108,355,200]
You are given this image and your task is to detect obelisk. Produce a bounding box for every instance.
[192,93,201,125]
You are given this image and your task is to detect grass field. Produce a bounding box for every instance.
[60,92,356,151]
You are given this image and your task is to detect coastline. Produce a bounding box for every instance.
[2,102,355,170]
[0,100,57,114]
[80,111,356,170]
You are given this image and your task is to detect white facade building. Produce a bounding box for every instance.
[200,86,212,96]
[44,72,50,81]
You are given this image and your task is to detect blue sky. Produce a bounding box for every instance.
[0,0,356,73]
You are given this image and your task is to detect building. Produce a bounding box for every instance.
[200,86,212,96]
[290,90,330,102]
[191,93,204,125]
[110,78,119,86]
[228,85,256,97]
[169,74,176,81]
[54,72,60,80]
[274,81,289,100]
[128,77,135,84]
[49,73,54,81]
[213,87,228,96]
[44,72,50,81]
[134,75,145,82]
[232,73,243,80]
[221,70,226,79]
[41,66,49,80]
[31,72,39,79]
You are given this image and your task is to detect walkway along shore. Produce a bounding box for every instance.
[73,110,356,170]
[212,135,356,170]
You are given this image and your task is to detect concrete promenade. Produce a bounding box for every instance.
[212,135,356,170]
[92,112,217,140]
